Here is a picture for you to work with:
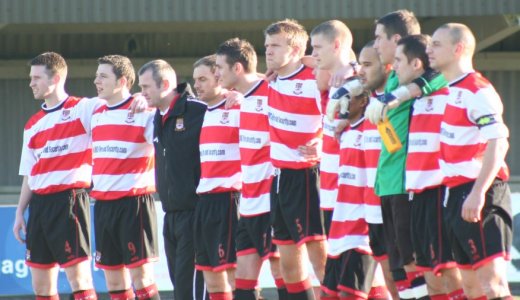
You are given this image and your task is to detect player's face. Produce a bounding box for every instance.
[215,54,238,90]
[264,33,295,71]
[393,45,417,85]
[193,65,221,103]
[311,33,336,70]
[427,28,456,72]
[94,64,123,101]
[29,66,55,100]
[138,70,163,108]
[358,47,386,91]
[348,93,368,121]
[374,24,397,65]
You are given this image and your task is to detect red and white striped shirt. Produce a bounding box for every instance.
[19,96,103,194]
[268,65,322,169]
[197,99,242,194]
[319,87,340,211]
[328,118,371,257]
[364,95,383,224]
[406,88,449,193]
[90,97,156,200]
[440,72,509,187]
[239,80,273,216]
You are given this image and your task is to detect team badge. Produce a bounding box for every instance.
[125,110,135,123]
[354,134,362,147]
[220,111,230,124]
[61,109,71,121]
[293,82,303,95]
[255,98,263,112]
[175,117,185,131]
[425,98,434,112]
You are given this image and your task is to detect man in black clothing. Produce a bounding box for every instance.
[138,59,207,300]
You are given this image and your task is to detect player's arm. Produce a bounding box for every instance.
[461,137,509,223]
[13,176,32,243]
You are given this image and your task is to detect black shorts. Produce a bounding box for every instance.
[444,179,512,269]
[271,167,325,245]
[368,223,387,261]
[321,250,377,298]
[411,186,456,274]
[236,212,276,260]
[194,192,239,271]
[94,194,159,269]
[380,194,414,271]
[322,209,333,238]
[26,189,91,268]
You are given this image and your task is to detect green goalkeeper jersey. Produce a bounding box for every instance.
[374,71,447,196]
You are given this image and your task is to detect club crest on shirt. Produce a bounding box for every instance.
[61,109,71,121]
[255,98,263,112]
[455,91,463,104]
[220,111,230,124]
[175,117,185,131]
[293,82,303,95]
[125,110,135,123]
[425,98,434,112]
[354,134,362,147]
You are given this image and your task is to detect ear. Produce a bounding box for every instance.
[412,57,423,70]
[118,76,128,88]
[52,74,61,85]
[161,79,170,90]
[334,38,341,51]
[454,42,464,56]
[392,34,402,44]
[234,62,243,73]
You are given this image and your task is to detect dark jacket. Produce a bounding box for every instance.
[153,83,207,212]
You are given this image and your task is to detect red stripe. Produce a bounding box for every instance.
[364,149,380,167]
[240,112,269,131]
[200,126,239,144]
[92,157,154,175]
[270,127,322,149]
[31,150,92,175]
[441,142,486,164]
[320,171,338,190]
[337,185,365,204]
[239,147,270,166]
[201,160,241,178]
[33,182,91,195]
[329,219,369,238]
[92,124,147,143]
[271,159,318,169]
[91,188,155,201]
[406,152,440,171]
[29,119,87,149]
[195,262,237,272]
[410,114,444,133]
[25,110,47,130]
[235,278,258,289]
[443,105,473,127]
[364,189,380,206]
[286,278,312,293]
[242,177,272,198]
[322,135,340,153]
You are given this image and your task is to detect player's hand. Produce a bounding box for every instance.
[334,119,349,140]
[461,190,485,223]
[384,86,412,110]
[329,64,357,88]
[13,213,26,244]
[365,100,387,124]
[298,138,322,162]
[224,90,244,109]
[264,69,278,82]
[325,99,340,122]
[130,93,149,113]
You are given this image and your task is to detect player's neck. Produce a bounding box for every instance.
[235,73,261,94]
[159,90,177,113]
[44,89,68,108]
[106,90,131,106]
[443,60,474,82]
[206,93,226,108]
[277,60,302,77]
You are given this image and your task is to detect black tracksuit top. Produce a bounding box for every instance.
[153,83,207,212]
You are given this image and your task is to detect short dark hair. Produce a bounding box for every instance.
[138,59,177,88]
[216,38,257,74]
[193,54,217,73]
[397,34,431,69]
[264,19,308,56]
[29,52,67,78]
[376,10,420,39]
[97,54,135,89]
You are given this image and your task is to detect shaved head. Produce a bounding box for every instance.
[438,23,476,57]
